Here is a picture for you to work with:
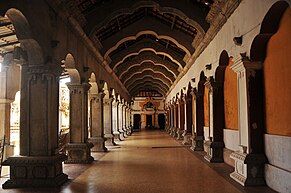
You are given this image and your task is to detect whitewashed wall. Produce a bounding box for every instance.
[166,0,291,192]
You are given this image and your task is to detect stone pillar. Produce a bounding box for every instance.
[118,102,125,139]
[122,104,128,137]
[112,99,121,141]
[229,60,267,186]
[191,88,204,151]
[104,97,116,146]
[176,99,184,140]
[124,106,128,135]
[126,107,132,135]
[182,95,192,145]
[88,92,107,152]
[171,103,177,137]
[2,64,68,188]
[65,83,94,163]
[204,77,225,163]
[169,104,175,134]
[165,108,169,132]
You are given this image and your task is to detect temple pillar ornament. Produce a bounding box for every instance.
[65,83,94,163]
[2,64,68,189]
[190,88,204,151]
[118,102,125,139]
[229,59,267,186]
[112,99,121,141]
[88,92,107,152]
[204,77,224,163]
[104,97,116,146]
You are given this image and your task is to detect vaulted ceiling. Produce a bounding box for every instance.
[63,0,215,97]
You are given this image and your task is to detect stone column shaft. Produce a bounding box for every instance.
[122,105,127,136]
[204,77,225,163]
[65,83,94,163]
[104,98,116,146]
[177,100,184,140]
[118,103,125,139]
[191,88,204,151]
[89,92,107,152]
[229,60,267,186]
[112,100,121,141]
[3,65,68,188]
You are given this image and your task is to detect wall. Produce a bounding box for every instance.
[224,66,238,130]
[132,97,165,129]
[263,8,291,193]
[204,87,209,127]
[264,8,291,137]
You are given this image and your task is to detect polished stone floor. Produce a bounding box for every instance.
[0,130,275,193]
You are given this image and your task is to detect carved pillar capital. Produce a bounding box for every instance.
[103,97,113,106]
[67,83,91,94]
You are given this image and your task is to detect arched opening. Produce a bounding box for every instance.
[222,54,239,166]
[58,53,80,154]
[10,91,20,156]
[192,71,206,151]
[58,76,70,139]
[88,73,98,139]
[103,81,116,146]
[204,80,210,140]
[133,114,141,132]
[158,113,165,130]
[186,83,193,134]
[181,82,193,145]
[177,89,185,139]
[0,9,27,177]
[248,1,291,191]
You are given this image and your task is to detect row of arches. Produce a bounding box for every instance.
[165,1,290,192]
[0,7,133,189]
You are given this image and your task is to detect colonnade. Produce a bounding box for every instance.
[0,59,133,188]
[165,57,268,187]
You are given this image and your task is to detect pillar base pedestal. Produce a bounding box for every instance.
[113,132,122,141]
[230,149,267,186]
[118,130,126,140]
[89,137,107,152]
[122,128,128,137]
[165,126,170,132]
[170,127,177,138]
[204,141,224,163]
[182,132,192,145]
[190,135,204,151]
[65,142,94,163]
[126,127,132,136]
[176,128,183,140]
[105,134,117,146]
[2,154,68,189]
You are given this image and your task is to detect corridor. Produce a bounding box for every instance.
[1,131,275,193]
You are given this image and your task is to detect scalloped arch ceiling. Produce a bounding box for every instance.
[65,0,214,97]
